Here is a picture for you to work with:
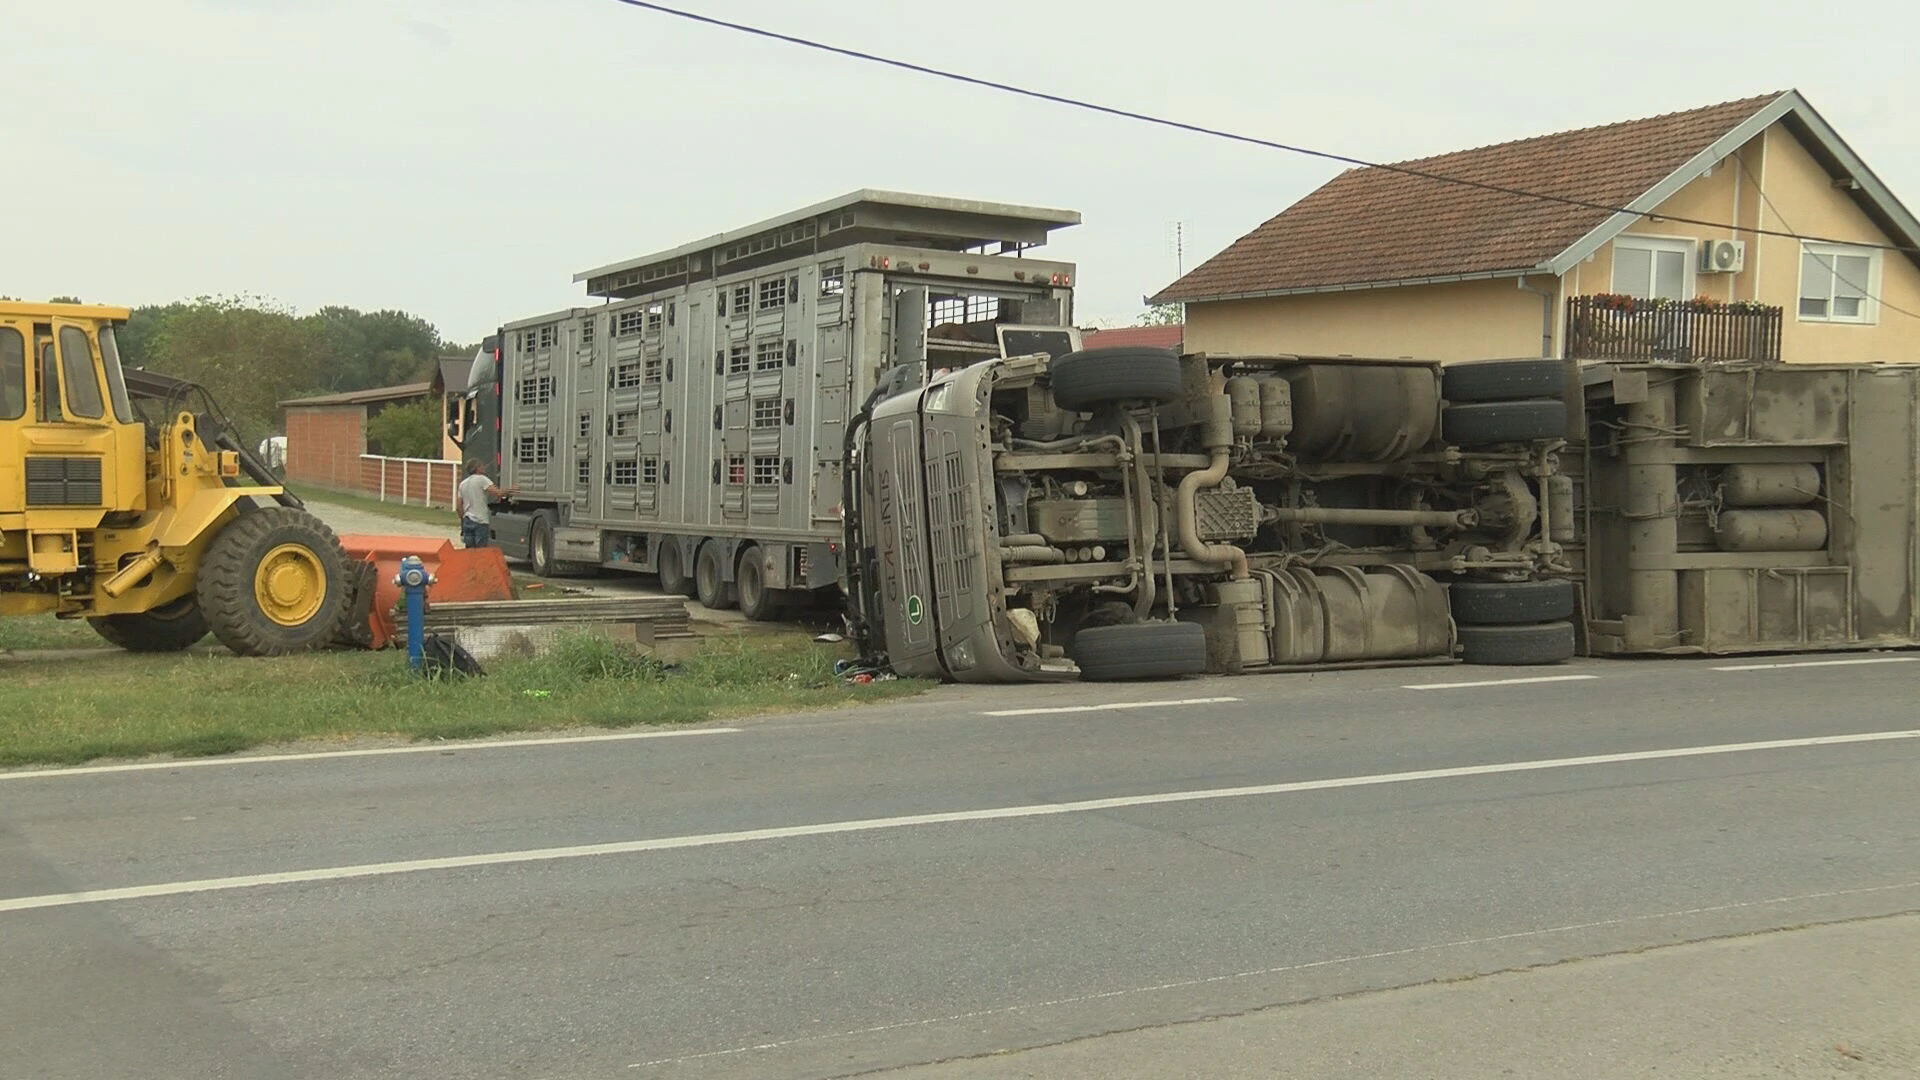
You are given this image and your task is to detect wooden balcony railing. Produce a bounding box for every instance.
[1566,295,1782,363]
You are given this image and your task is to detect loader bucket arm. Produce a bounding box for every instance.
[122,368,302,507]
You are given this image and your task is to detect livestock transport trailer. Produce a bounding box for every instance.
[460,190,1082,619]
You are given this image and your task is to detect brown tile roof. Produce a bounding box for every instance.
[1080,324,1184,350]
[1154,93,1784,303]
[280,382,433,408]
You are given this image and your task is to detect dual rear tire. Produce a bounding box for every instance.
[1449,578,1577,666]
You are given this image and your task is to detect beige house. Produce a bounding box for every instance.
[1154,91,1920,365]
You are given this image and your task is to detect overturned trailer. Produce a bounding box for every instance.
[844,346,1920,682]
[1579,360,1920,655]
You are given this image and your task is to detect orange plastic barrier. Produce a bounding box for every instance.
[335,536,515,649]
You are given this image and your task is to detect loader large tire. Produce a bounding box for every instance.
[1049,347,1186,412]
[1072,620,1209,681]
[197,506,352,656]
[87,596,209,653]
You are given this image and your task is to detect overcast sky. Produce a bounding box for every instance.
[8,0,1917,342]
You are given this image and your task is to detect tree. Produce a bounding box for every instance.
[48,295,82,304]
[364,398,444,459]
[1137,303,1184,326]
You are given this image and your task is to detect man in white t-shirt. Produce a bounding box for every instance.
[457,462,513,548]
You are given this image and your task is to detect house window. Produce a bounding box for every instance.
[538,325,555,350]
[728,342,751,375]
[616,309,645,337]
[726,453,746,485]
[576,457,592,486]
[754,339,784,372]
[611,459,638,487]
[819,262,845,297]
[643,357,663,384]
[577,412,592,439]
[579,320,595,347]
[1798,245,1877,323]
[613,362,643,389]
[752,398,781,429]
[732,283,752,315]
[612,411,636,437]
[646,303,665,333]
[1612,237,1693,301]
[641,457,659,485]
[752,455,780,486]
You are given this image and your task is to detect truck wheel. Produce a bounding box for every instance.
[1442,399,1568,446]
[1072,620,1209,681]
[1049,347,1186,412]
[1442,358,1568,403]
[87,596,209,653]
[1457,621,1576,666]
[735,545,781,622]
[528,511,593,577]
[197,506,351,656]
[528,512,559,577]
[1449,579,1576,625]
[694,542,737,611]
[656,540,693,597]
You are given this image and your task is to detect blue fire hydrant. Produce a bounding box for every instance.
[394,555,435,672]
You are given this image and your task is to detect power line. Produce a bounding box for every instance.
[610,0,1919,258]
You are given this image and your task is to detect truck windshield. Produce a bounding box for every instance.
[97,326,135,422]
[58,325,105,420]
[0,327,23,420]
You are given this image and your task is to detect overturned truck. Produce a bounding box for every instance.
[845,347,1920,681]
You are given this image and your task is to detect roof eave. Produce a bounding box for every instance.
[1154,266,1550,306]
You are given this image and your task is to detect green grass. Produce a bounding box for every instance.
[0,615,111,652]
[296,486,458,528]
[0,632,925,767]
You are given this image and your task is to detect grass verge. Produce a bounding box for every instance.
[0,632,924,767]
[0,615,111,652]
[296,486,458,528]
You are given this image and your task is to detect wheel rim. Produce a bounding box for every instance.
[253,543,327,627]
[532,522,549,573]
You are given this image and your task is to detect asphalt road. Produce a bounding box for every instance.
[4,655,1918,1078]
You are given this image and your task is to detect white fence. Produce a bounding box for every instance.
[358,455,461,510]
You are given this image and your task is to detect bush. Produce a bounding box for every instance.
[366,398,444,459]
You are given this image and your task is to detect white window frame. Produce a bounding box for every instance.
[1611,236,1696,301]
[1797,243,1880,325]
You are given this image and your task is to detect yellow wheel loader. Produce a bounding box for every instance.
[0,301,352,655]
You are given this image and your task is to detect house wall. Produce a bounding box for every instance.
[1755,126,1920,363]
[285,405,366,490]
[1183,278,1547,361]
[1568,124,1920,364]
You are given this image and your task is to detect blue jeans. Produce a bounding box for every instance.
[461,518,492,548]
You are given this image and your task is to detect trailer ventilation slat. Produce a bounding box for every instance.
[24,456,103,506]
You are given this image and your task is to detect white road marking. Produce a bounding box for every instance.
[626,878,1920,1069]
[4,727,1915,915]
[0,728,740,782]
[1402,674,1599,691]
[981,696,1241,717]
[1712,656,1919,672]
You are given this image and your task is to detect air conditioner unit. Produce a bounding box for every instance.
[1699,239,1746,274]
